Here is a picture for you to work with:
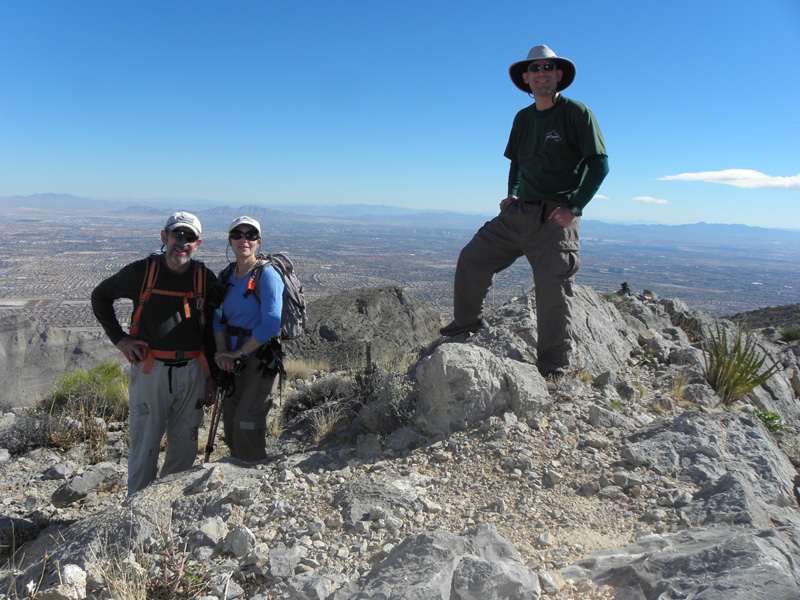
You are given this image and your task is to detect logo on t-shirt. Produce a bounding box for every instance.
[545,129,562,142]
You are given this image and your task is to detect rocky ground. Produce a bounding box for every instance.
[1,285,799,599]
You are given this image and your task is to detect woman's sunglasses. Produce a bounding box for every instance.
[229,229,260,241]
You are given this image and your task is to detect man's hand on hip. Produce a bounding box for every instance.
[548,206,576,228]
[499,195,518,210]
[116,336,149,364]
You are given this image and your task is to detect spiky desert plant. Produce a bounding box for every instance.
[702,324,779,406]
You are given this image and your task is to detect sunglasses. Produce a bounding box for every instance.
[169,229,199,244]
[229,229,260,241]
[527,62,557,73]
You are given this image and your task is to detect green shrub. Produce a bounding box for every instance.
[703,324,779,406]
[4,362,132,456]
[635,349,659,368]
[781,328,800,342]
[753,409,787,432]
[45,361,129,422]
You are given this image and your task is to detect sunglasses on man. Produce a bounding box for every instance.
[528,62,557,73]
[169,229,199,244]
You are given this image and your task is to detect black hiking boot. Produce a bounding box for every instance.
[543,369,566,392]
[439,318,488,337]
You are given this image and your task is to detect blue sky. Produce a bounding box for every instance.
[2,0,799,228]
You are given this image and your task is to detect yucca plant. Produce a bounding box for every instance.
[702,324,779,406]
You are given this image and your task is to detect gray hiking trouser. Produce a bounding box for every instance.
[453,199,580,374]
[127,358,205,496]
[222,354,279,462]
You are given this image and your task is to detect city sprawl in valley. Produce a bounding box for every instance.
[0,198,798,332]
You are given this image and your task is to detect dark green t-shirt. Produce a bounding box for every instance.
[504,96,607,205]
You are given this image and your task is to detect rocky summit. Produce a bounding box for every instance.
[1,285,799,599]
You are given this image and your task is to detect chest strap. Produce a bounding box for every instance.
[226,325,253,351]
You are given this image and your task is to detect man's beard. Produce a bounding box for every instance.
[167,247,192,267]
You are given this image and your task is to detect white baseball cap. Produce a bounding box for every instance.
[228,216,261,237]
[165,212,202,236]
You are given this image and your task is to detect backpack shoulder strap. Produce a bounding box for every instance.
[193,259,206,313]
[130,255,160,335]
[244,256,269,302]
[220,262,236,287]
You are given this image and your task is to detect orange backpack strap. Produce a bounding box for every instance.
[130,256,160,336]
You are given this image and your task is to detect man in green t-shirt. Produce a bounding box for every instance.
[441,45,609,379]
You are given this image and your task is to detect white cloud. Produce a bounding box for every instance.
[659,169,800,189]
[633,196,669,205]
[593,194,610,200]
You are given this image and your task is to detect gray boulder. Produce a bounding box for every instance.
[333,471,431,526]
[414,343,551,436]
[469,285,640,375]
[621,411,799,529]
[330,524,540,600]
[51,462,125,507]
[561,526,800,600]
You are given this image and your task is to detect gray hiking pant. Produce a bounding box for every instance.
[453,199,580,374]
[127,358,205,496]
[222,354,279,462]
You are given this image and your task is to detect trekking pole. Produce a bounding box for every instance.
[204,370,230,463]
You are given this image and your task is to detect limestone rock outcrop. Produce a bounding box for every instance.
[1,285,799,599]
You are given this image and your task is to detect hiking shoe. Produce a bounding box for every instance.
[543,369,566,392]
[439,318,487,337]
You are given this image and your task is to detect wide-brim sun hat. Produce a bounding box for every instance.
[165,211,202,236]
[509,45,576,93]
[228,216,262,237]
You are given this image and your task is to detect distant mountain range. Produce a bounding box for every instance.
[3,193,800,244]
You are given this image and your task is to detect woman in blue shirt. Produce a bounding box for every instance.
[213,216,284,461]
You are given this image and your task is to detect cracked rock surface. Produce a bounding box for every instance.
[1,285,799,599]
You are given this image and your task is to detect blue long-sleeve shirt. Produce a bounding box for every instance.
[212,263,283,346]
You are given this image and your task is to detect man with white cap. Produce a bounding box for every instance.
[92,211,218,495]
[441,45,609,380]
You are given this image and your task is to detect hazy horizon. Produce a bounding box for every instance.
[3,192,800,232]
